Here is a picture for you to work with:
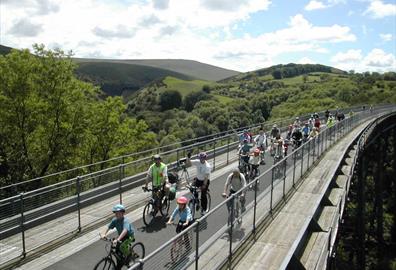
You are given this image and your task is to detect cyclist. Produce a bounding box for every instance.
[273,133,285,160]
[222,168,247,217]
[239,139,252,174]
[254,129,266,164]
[167,196,193,251]
[286,124,293,140]
[325,109,330,121]
[302,122,310,142]
[167,196,193,232]
[186,152,211,215]
[239,129,251,146]
[309,127,320,139]
[249,148,261,178]
[293,117,301,128]
[326,115,335,128]
[270,124,280,139]
[100,204,135,268]
[145,154,170,212]
[292,127,303,149]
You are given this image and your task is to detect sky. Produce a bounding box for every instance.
[0,0,395,73]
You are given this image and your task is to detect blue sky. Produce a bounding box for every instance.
[0,0,395,72]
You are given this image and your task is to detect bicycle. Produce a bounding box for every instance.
[223,192,244,228]
[168,221,193,263]
[273,143,285,179]
[142,186,170,226]
[93,237,145,270]
[186,183,211,219]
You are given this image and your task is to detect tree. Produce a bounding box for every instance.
[202,85,211,93]
[159,90,182,111]
[183,91,211,112]
[0,45,95,187]
[272,69,283,79]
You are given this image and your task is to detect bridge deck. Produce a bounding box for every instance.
[233,120,369,270]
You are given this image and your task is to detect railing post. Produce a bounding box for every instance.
[176,149,180,168]
[307,139,310,167]
[195,221,200,270]
[213,140,216,171]
[226,136,230,164]
[300,144,304,178]
[292,151,296,188]
[282,159,286,198]
[228,196,235,269]
[119,164,124,204]
[20,193,26,258]
[253,179,258,239]
[270,168,274,214]
[76,176,82,232]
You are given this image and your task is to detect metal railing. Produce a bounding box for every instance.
[0,104,392,265]
[128,105,396,270]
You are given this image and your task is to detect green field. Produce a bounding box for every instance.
[157,76,217,97]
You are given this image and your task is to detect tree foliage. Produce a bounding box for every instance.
[0,45,156,188]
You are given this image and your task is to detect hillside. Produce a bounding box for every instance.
[0,44,13,55]
[75,58,240,81]
[222,63,346,82]
[75,62,194,96]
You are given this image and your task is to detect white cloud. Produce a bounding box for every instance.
[331,49,363,63]
[364,0,396,18]
[331,48,395,72]
[364,48,395,68]
[298,57,315,64]
[0,1,357,71]
[305,0,328,11]
[379,33,393,41]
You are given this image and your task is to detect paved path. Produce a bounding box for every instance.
[232,120,369,270]
[14,127,329,270]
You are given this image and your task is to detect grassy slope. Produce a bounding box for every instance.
[75,62,194,96]
[75,58,240,82]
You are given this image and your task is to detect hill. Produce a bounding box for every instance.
[0,44,13,55]
[75,58,240,81]
[222,63,346,82]
[75,61,194,96]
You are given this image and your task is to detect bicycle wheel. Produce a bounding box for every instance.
[160,196,170,216]
[170,239,182,263]
[143,203,155,226]
[93,257,116,270]
[130,242,145,263]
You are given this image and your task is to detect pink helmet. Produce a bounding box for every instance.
[177,196,188,204]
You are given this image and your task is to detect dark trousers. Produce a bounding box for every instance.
[194,178,210,211]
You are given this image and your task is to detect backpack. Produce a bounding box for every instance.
[168,171,179,184]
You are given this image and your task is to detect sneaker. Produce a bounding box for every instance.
[200,209,206,216]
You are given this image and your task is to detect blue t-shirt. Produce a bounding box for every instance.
[171,207,193,223]
[108,217,134,238]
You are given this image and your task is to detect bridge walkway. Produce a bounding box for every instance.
[232,119,368,270]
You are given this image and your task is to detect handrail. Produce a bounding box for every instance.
[0,103,381,194]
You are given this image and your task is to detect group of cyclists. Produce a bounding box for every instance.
[100,109,349,268]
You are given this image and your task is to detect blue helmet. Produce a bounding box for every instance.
[112,204,125,213]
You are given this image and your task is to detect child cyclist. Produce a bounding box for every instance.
[100,204,135,267]
[167,196,193,232]
[167,196,193,251]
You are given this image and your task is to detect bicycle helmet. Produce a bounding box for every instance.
[198,152,207,159]
[177,196,188,205]
[112,204,125,213]
[153,154,161,160]
[273,124,277,128]
[254,148,260,154]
